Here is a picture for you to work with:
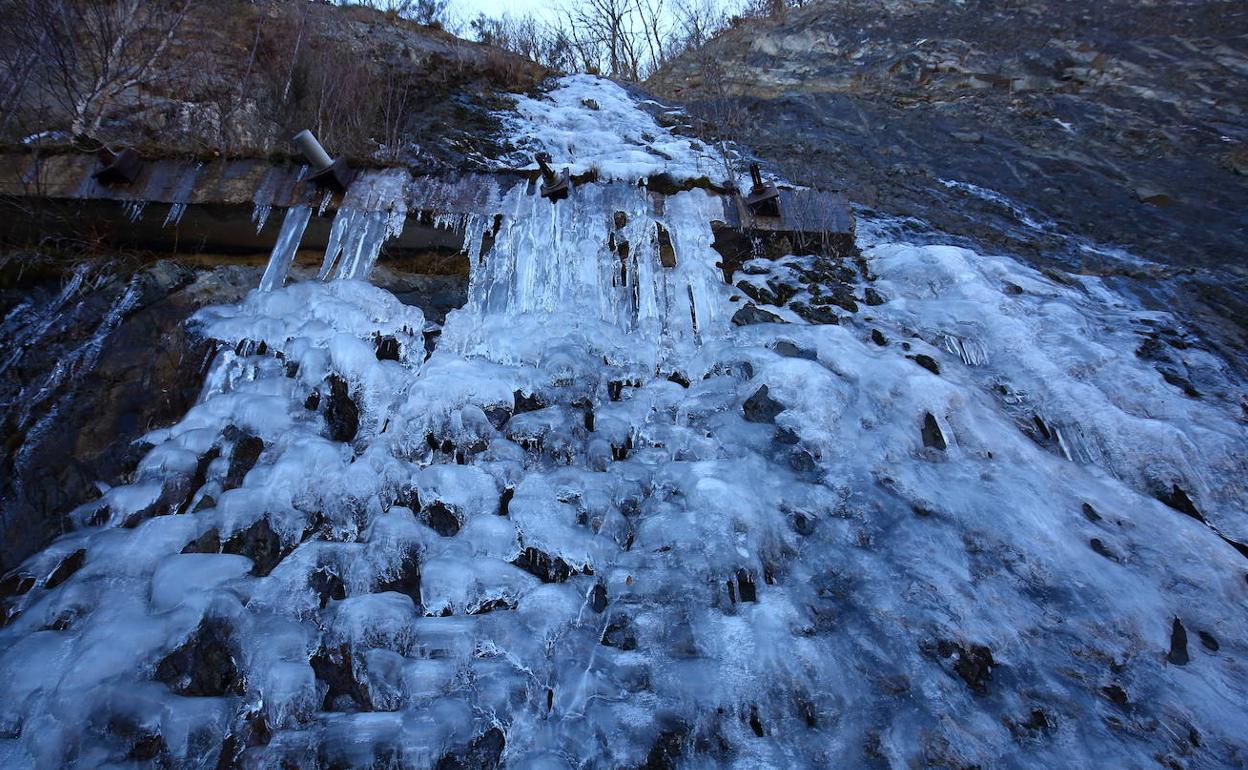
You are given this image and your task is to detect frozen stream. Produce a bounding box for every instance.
[1,77,1246,770]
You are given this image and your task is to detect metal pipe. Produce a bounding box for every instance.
[750,162,764,189]
[535,152,557,183]
[293,129,333,171]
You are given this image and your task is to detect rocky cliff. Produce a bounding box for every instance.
[649,0,1248,370]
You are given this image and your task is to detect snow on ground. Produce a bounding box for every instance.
[1,75,1247,770]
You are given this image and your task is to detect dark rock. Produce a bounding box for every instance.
[601,616,638,650]
[1003,282,1024,295]
[732,303,784,326]
[310,643,370,711]
[790,302,839,324]
[155,617,244,697]
[933,640,994,694]
[870,329,887,346]
[484,404,512,430]
[795,697,818,728]
[223,434,263,491]
[375,335,401,361]
[590,583,608,613]
[44,548,86,589]
[1021,708,1051,732]
[789,448,818,472]
[1101,684,1129,709]
[222,517,290,577]
[1198,631,1219,651]
[109,715,167,763]
[954,644,994,694]
[215,708,271,769]
[181,528,221,554]
[304,391,320,410]
[176,447,220,515]
[513,547,577,583]
[1081,502,1102,522]
[310,567,346,608]
[192,495,215,513]
[498,486,514,516]
[612,434,633,461]
[748,705,765,737]
[736,569,757,602]
[1157,484,1205,523]
[0,570,36,599]
[771,340,817,360]
[707,360,755,380]
[666,371,691,388]
[863,287,886,306]
[434,727,505,770]
[743,385,785,424]
[607,380,625,401]
[774,427,800,445]
[325,375,359,443]
[1089,538,1119,562]
[636,729,684,770]
[1167,618,1189,665]
[422,501,461,537]
[921,412,946,450]
[911,354,941,375]
[1135,187,1176,207]
[376,551,422,607]
[470,597,514,615]
[513,390,544,414]
[392,485,420,512]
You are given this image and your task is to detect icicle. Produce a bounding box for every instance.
[318,208,404,283]
[161,162,203,228]
[162,202,187,227]
[942,334,988,366]
[121,200,147,223]
[259,205,313,292]
[252,203,273,234]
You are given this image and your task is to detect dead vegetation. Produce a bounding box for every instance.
[0,0,548,168]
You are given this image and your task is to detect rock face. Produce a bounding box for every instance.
[649,0,1248,370]
[0,260,251,572]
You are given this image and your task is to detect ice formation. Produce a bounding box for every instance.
[2,75,1247,769]
[501,74,738,186]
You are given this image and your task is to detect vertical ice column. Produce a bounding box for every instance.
[317,208,406,283]
[259,205,313,292]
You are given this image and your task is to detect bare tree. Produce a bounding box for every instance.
[9,0,190,139]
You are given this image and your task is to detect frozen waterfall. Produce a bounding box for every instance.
[1,75,1246,770]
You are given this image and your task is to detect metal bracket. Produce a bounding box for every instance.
[536,152,570,202]
[92,148,143,186]
[744,162,780,218]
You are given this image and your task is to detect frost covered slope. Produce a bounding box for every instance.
[1,77,1247,770]
[500,75,738,186]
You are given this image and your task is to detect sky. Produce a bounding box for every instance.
[451,0,559,22]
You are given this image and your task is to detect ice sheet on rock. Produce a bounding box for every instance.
[860,242,1248,541]
[500,74,737,185]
